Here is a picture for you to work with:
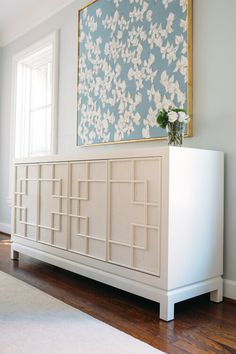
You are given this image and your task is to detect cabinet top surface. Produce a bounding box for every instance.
[14,146,223,165]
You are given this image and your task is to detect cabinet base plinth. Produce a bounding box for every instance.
[11,242,223,322]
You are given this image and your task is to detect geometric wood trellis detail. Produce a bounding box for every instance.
[14,164,67,246]
[68,161,107,260]
[14,157,162,276]
[108,158,161,275]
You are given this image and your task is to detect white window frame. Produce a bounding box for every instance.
[12,31,59,157]
[8,31,59,207]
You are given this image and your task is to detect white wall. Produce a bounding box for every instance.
[0,0,236,286]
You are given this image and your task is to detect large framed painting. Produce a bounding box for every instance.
[77,0,192,146]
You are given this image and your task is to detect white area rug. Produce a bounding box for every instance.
[0,271,164,354]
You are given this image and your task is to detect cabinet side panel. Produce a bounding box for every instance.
[168,148,224,289]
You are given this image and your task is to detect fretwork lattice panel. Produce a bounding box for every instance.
[14,158,162,276]
[14,164,38,240]
[14,163,68,249]
[108,158,162,276]
[69,161,107,260]
[39,163,68,248]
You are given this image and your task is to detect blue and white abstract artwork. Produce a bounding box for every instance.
[77,0,191,145]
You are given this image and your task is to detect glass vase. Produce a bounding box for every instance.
[166,122,185,146]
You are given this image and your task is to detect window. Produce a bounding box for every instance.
[14,32,58,158]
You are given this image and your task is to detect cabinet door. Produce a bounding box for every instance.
[14,162,68,249]
[38,163,68,248]
[14,164,38,240]
[69,161,107,260]
[108,157,162,276]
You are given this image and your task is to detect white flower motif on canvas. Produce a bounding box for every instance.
[77,0,191,145]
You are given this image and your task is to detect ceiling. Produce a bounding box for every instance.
[0,0,75,47]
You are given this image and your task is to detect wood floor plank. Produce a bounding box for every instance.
[1,233,236,353]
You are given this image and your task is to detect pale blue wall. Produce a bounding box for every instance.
[0,45,11,227]
[0,0,236,282]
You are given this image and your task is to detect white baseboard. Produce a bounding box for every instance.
[223,279,236,300]
[0,223,11,235]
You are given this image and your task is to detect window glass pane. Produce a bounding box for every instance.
[29,107,51,156]
[15,64,31,158]
[47,63,52,106]
[31,65,48,110]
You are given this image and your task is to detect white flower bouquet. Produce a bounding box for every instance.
[156,108,190,146]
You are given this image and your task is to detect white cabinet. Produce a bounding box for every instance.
[11,147,224,321]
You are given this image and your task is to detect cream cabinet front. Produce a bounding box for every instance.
[14,157,162,277]
[11,147,224,321]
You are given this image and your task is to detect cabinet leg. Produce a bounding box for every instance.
[210,278,223,303]
[210,287,223,303]
[159,298,175,321]
[11,248,19,261]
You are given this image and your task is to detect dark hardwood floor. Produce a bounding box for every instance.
[1,233,236,353]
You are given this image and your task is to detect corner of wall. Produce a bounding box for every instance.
[223,279,236,301]
[0,222,11,235]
